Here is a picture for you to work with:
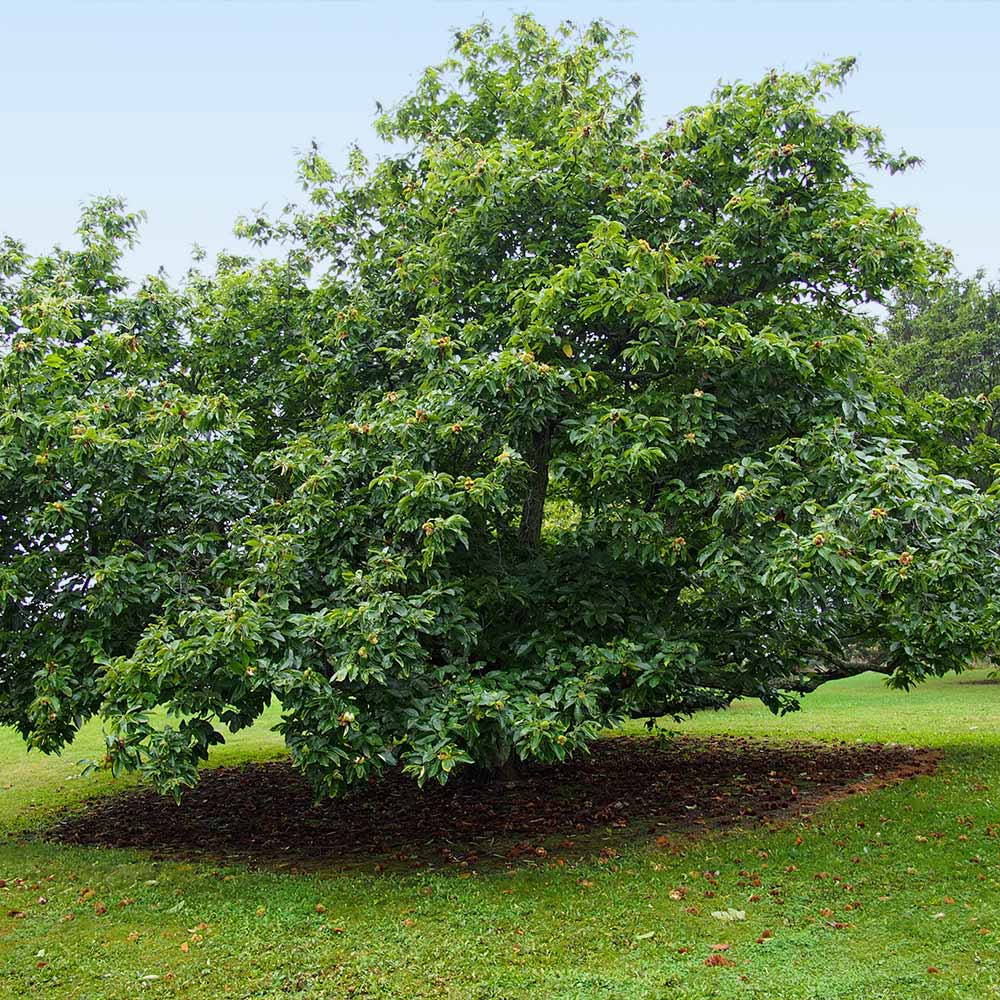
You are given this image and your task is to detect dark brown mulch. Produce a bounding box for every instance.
[44,735,937,868]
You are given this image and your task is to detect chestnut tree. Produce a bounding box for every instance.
[2,17,998,799]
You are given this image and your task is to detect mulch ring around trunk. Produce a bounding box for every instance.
[43,735,938,870]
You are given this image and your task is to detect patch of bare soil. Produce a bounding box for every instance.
[44,735,937,869]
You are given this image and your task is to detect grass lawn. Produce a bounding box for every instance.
[1,669,998,1000]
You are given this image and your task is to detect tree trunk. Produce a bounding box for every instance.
[465,758,521,787]
[464,725,520,786]
[518,421,553,548]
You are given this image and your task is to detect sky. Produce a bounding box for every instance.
[2,0,999,282]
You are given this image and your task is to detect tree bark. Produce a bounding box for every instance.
[518,421,553,548]
[466,724,519,785]
[465,758,521,787]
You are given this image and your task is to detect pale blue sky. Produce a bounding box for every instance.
[2,0,998,281]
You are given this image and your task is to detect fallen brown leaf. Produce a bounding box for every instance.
[704,954,736,967]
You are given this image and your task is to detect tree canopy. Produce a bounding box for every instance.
[2,16,998,799]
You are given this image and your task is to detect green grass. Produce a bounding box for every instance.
[2,671,999,1000]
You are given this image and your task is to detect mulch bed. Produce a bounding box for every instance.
[44,735,938,869]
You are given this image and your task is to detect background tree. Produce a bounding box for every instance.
[881,270,1000,400]
[874,271,1000,488]
[2,17,998,799]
